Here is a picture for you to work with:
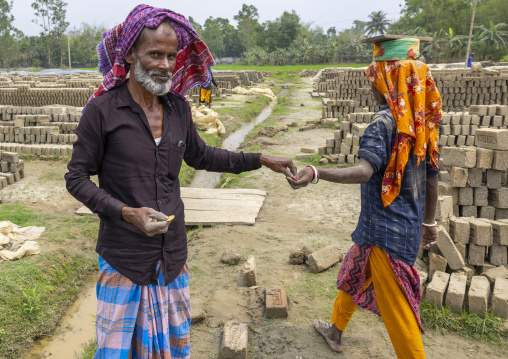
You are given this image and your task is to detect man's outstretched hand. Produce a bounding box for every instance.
[121,206,171,237]
[420,225,438,250]
[260,155,297,178]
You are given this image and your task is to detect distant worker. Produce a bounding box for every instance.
[420,50,428,64]
[288,36,442,358]
[200,67,217,107]
[467,52,474,68]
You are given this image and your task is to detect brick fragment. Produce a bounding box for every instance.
[221,321,248,359]
[242,255,257,287]
[265,288,289,319]
[307,246,343,273]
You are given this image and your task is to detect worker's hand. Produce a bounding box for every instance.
[260,155,297,178]
[121,206,171,237]
[286,167,314,189]
[420,225,438,250]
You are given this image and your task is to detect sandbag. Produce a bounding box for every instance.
[0,221,44,261]
[191,105,226,136]
[232,86,277,101]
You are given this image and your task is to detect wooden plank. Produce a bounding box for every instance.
[76,187,267,226]
[181,187,266,198]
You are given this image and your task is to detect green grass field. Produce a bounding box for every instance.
[213,63,369,72]
[19,63,369,73]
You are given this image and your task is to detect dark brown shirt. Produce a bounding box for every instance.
[65,81,261,285]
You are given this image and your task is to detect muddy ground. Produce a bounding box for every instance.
[4,78,507,358]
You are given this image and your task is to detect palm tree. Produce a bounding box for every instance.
[475,21,508,60]
[365,11,390,37]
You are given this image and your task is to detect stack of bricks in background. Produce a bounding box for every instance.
[0,105,80,156]
[0,71,266,158]
[318,109,374,164]
[315,66,508,118]
[439,105,508,147]
[187,70,265,105]
[318,104,508,165]
[0,150,24,189]
[0,73,102,107]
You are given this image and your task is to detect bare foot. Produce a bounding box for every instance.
[313,319,343,353]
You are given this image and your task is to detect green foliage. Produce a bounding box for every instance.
[365,11,390,36]
[31,0,69,67]
[420,300,508,344]
[77,339,97,359]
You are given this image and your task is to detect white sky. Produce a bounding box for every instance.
[11,0,404,36]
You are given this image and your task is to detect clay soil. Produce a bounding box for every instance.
[3,78,507,358]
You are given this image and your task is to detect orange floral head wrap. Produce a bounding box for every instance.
[365,59,442,207]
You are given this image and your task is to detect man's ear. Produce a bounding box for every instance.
[125,48,136,65]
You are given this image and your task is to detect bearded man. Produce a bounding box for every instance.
[65,5,295,358]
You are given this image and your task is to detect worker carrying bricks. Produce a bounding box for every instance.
[288,35,443,358]
[64,4,296,358]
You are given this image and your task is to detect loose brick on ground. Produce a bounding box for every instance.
[425,271,450,310]
[265,288,289,319]
[437,226,465,270]
[445,273,467,312]
[468,276,490,315]
[492,278,508,319]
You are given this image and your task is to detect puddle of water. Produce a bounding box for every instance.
[23,277,97,359]
[191,89,289,189]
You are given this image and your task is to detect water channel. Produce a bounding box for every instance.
[22,88,287,358]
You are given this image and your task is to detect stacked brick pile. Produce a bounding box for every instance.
[186,70,265,104]
[439,105,508,147]
[315,66,508,118]
[0,150,25,189]
[0,73,103,107]
[0,105,81,156]
[317,109,374,164]
[422,222,508,318]
[439,139,508,220]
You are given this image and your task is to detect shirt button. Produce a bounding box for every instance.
[157,200,161,204]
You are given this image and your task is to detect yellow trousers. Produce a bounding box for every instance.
[200,88,211,104]
[331,246,425,359]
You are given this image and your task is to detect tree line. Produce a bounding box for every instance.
[0,0,507,69]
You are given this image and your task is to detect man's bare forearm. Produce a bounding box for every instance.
[318,159,374,184]
[423,175,438,224]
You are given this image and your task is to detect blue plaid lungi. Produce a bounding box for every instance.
[94,256,191,359]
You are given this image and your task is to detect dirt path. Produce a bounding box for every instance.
[3,78,506,358]
[188,78,507,359]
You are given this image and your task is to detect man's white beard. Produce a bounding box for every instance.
[134,60,173,96]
